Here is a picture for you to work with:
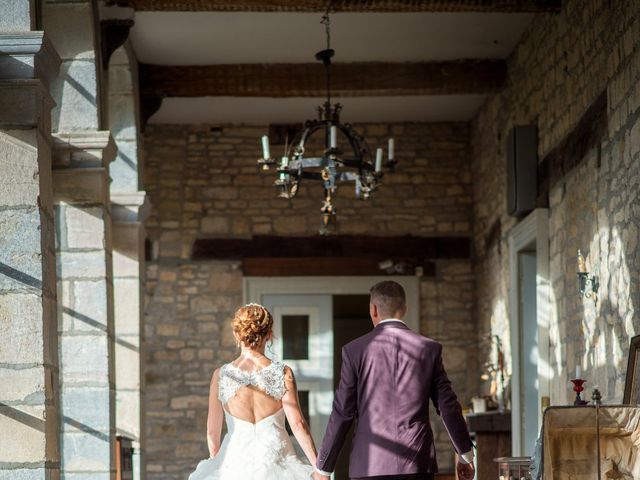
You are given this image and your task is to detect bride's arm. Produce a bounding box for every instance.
[206,368,224,458]
[282,366,317,465]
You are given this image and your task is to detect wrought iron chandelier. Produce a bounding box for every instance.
[257,8,397,234]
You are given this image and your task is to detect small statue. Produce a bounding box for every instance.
[592,388,602,406]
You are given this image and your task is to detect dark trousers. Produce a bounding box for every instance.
[352,475,434,480]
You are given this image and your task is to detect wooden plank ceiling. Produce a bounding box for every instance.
[129,0,559,124]
[117,0,561,13]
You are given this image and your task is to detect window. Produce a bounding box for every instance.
[282,315,309,360]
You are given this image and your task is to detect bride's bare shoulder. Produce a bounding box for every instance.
[282,364,296,383]
[213,363,232,380]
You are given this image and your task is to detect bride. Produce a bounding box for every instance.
[188,303,317,479]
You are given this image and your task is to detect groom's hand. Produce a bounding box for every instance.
[456,460,475,480]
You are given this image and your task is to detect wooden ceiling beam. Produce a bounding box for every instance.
[139,60,507,98]
[191,235,471,260]
[120,0,561,13]
[242,257,437,277]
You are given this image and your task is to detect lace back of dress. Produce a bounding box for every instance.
[218,362,286,405]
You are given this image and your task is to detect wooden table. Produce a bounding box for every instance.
[465,411,511,480]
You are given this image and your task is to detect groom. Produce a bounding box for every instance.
[313,281,475,480]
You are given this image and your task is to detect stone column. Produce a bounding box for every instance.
[43,2,118,478]
[0,6,62,478]
[108,33,148,479]
[52,132,117,480]
[112,193,148,480]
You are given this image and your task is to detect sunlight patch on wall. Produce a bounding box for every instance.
[536,268,553,393]
[584,224,635,401]
[547,285,566,404]
[489,299,510,382]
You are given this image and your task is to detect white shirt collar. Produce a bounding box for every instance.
[378,318,405,325]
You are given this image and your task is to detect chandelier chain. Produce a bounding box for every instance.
[321,2,331,50]
[321,3,332,107]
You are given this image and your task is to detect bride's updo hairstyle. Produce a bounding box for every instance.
[232,303,273,348]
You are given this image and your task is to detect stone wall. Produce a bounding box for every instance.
[142,122,476,478]
[471,0,640,406]
[144,123,472,255]
[144,261,242,478]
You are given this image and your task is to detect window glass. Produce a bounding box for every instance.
[282,315,309,360]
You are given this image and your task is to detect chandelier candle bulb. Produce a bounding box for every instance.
[375,148,383,172]
[280,156,289,181]
[388,138,395,160]
[575,365,581,379]
[577,250,587,273]
[330,126,338,149]
[261,135,271,160]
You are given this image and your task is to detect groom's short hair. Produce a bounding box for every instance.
[370,281,406,317]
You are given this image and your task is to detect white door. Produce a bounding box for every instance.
[262,294,334,443]
[508,208,550,457]
[519,252,539,455]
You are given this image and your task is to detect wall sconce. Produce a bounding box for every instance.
[577,249,599,300]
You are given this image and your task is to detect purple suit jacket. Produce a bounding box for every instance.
[316,321,472,478]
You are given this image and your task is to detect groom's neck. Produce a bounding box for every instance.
[372,312,405,326]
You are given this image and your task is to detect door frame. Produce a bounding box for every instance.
[243,276,420,331]
[508,208,550,455]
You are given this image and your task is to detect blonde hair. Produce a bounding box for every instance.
[232,303,273,348]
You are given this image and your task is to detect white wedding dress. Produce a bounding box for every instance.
[188,362,314,480]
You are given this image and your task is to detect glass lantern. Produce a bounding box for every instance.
[494,456,532,480]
